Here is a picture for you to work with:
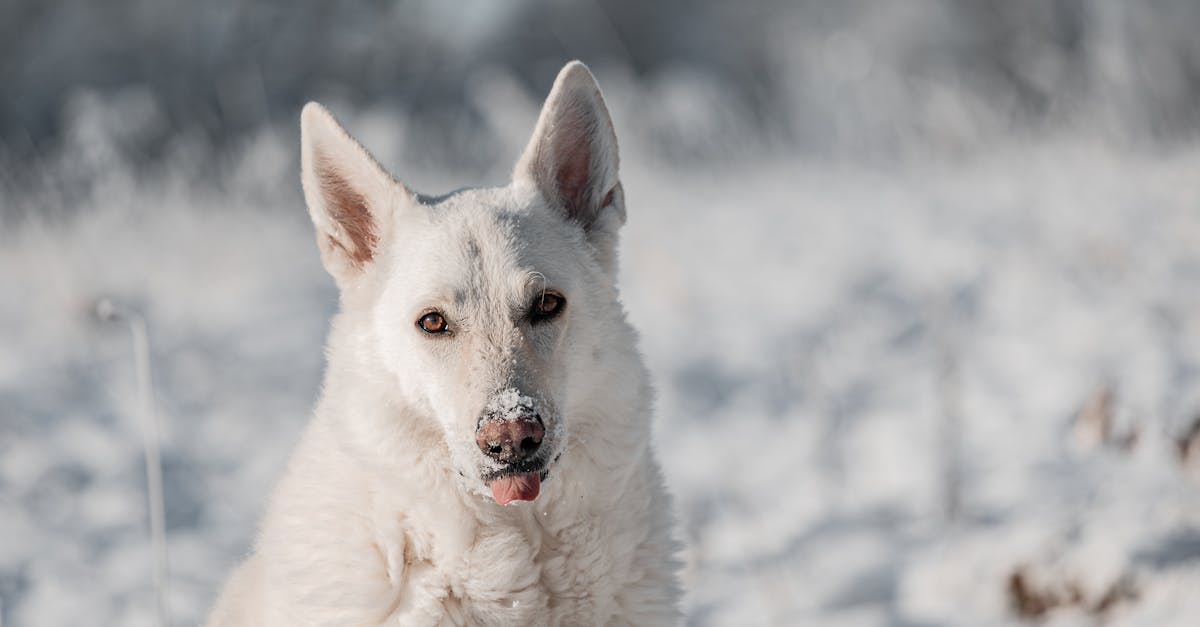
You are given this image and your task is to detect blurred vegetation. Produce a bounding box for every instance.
[2,0,1200,176]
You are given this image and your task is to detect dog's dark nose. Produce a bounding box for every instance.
[476,415,544,463]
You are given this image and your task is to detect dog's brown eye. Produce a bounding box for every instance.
[417,312,449,334]
[533,292,565,321]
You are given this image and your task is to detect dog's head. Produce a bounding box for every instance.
[298,62,628,505]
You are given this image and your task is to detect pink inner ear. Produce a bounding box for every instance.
[554,146,591,216]
[316,154,377,266]
[547,101,599,221]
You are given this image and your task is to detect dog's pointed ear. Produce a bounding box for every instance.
[514,61,625,237]
[301,102,402,285]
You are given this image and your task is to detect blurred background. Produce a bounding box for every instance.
[3,1,1200,625]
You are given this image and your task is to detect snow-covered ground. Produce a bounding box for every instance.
[3,87,1200,626]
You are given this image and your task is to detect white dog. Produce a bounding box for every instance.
[204,61,682,626]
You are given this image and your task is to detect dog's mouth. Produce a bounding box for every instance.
[481,458,552,506]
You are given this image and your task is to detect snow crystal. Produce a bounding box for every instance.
[483,388,538,423]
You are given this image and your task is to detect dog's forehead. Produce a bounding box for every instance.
[392,186,579,294]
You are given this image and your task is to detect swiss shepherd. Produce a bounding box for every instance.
[205,61,682,626]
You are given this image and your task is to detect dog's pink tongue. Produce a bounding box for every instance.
[489,473,540,505]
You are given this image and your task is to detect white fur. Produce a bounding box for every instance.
[204,61,682,626]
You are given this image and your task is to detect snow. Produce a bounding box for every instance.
[5,58,1200,627]
[483,389,540,423]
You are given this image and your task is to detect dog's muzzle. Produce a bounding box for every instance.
[476,409,548,505]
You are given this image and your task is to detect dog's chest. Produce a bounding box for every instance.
[391,508,620,626]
